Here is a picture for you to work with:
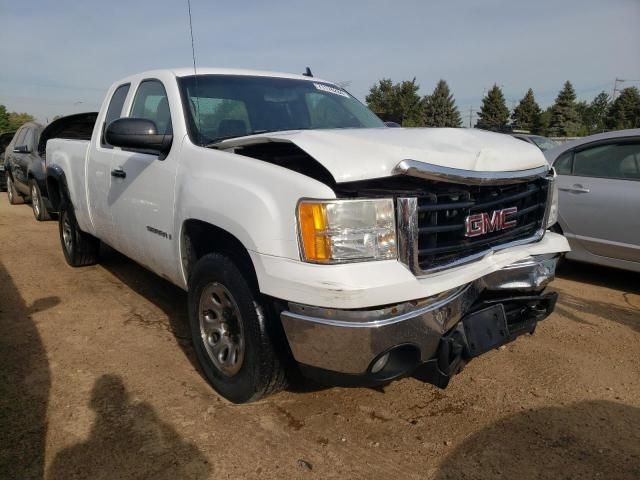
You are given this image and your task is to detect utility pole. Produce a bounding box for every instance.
[612,78,640,101]
[612,78,623,101]
[467,106,475,128]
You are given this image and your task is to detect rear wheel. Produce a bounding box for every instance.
[30,181,51,221]
[7,176,24,205]
[59,200,100,266]
[188,253,287,403]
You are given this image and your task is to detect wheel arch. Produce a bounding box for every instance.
[180,219,259,290]
[45,165,70,212]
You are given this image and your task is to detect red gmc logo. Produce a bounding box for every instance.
[465,207,518,237]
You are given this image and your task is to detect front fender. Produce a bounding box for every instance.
[175,143,336,260]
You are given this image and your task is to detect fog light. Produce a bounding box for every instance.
[370,353,390,374]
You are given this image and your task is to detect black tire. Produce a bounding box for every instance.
[59,200,100,267]
[188,253,287,403]
[30,180,51,221]
[6,176,24,205]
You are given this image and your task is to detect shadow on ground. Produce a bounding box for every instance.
[97,244,328,395]
[554,261,640,332]
[557,260,640,294]
[0,262,56,479]
[435,400,640,480]
[97,245,195,364]
[47,374,211,480]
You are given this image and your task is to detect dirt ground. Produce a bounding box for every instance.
[1,194,639,480]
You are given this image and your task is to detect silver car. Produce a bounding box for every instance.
[544,129,640,272]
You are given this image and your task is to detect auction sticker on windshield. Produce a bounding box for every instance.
[313,83,350,98]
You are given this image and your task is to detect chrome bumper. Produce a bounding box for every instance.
[280,254,560,376]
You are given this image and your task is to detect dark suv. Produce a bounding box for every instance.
[5,122,53,220]
[0,131,16,190]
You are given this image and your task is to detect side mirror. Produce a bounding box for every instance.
[13,145,30,154]
[105,118,172,156]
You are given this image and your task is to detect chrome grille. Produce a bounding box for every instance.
[397,175,552,274]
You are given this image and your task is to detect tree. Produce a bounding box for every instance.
[586,91,610,134]
[475,84,509,131]
[548,81,580,137]
[511,88,541,133]
[575,100,590,136]
[423,79,461,127]
[0,105,11,132]
[607,87,640,131]
[7,112,35,131]
[366,78,425,127]
[537,107,553,136]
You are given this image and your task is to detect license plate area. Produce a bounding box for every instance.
[462,304,509,357]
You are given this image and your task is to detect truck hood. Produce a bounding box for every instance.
[217,127,549,183]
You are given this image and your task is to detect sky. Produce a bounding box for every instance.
[1,0,639,124]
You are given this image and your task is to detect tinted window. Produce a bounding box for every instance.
[554,151,573,175]
[102,83,130,146]
[130,80,172,135]
[573,142,640,180]
[13,127,27,147]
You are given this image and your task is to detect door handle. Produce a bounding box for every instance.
[559,184,590,194]
[111,167,126,179]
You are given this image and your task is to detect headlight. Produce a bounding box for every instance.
[297,198,397,263]
[546,174,559,228]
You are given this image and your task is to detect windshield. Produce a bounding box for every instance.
[178,75,384,145]
[530,136,558,151]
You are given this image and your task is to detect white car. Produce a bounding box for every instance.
[45,68,569,403]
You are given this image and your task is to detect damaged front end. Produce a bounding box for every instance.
[280,253,560,388]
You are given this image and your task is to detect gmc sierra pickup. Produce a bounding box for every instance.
[45,68,569,403]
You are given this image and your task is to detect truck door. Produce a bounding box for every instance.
[107,78,179,281]
[87,83,131,246]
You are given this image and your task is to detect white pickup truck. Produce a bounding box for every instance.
[45,68,569,403]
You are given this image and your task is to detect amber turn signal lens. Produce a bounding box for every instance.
[298,202,331,261]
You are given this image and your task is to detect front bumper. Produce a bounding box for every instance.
[280,253,559,384]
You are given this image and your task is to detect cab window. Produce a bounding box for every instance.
[102,83,131,147]
[130,80,172,135]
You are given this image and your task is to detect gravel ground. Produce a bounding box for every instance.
[1,194,639,480]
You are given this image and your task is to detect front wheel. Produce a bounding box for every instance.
[7,176,24,205]
[30,181,51,221]
[188,253,287,403]
[59,201,100,267]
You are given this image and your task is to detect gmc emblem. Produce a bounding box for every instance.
[465,207,518,237]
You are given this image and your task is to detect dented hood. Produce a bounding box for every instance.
[217,127,549,183]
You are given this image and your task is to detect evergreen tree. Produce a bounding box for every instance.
[586,91,610,134]
[423,79,461,127]
[475,84,509,131]
[538,107,553,136]
[511,88,541,133]
[548,81,580,137]
[366,78,425,127]
[575,100,590,136]
[607,87,640,130]
[0,105,11,133]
